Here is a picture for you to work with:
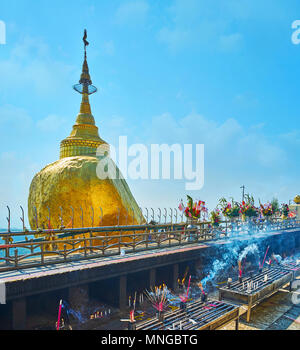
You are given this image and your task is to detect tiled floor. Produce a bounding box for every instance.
[221,287,300,330]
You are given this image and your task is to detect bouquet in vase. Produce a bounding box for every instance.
[239,201,258,218]
[218,198,240,219]
[280,204,289,219]
[210,209,221,227]
[179,195,208,221]
[260,203,273,218]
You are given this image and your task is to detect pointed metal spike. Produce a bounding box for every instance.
[144,208,149,224]
[70,206,74,229]
[20,206,25,231]
[6,205,11,233]
[99,206,103,225]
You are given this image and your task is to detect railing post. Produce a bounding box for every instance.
[84,238,87,257]
[157,231,161,248]
[174,208,178,224]
[41,244,44,264]
[64,244,67,262]
[144,208,149,224]
[101,236,105,255]
[4,236,10,263]
[20,206,25,232]
[14,249,18,267]
[133,230,136,252]
[145,227,149,250]
[151,208,155,223]
[157,208,161,224]
[89,231,93,254]
[5,206,11,263]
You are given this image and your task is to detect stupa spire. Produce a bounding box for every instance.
[78,55,92,115]
[59,30,106,159]
[74,29,97,117]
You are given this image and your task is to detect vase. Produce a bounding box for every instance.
[186,217,198,242]
[187,218,198,225]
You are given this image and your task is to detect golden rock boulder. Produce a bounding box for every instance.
[28,156,143,229]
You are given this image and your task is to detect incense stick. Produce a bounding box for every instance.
[261,246,270,268]
[56,300,62,331]
[186,275,191,299]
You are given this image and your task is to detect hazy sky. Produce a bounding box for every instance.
[0,0,300,228]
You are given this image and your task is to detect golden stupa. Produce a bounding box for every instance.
[28,31,144,231]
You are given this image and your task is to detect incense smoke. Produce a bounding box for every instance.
[201,259,226,288]
[283,252,300,264]
[195,221,299,295]
[62,301,86,323]
[199,245,240,289]
[272,253,282,264]
[238,243,259,261]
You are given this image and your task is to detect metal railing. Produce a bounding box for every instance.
[0,216,299,273]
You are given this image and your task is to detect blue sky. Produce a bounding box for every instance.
[0,0,300,228]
